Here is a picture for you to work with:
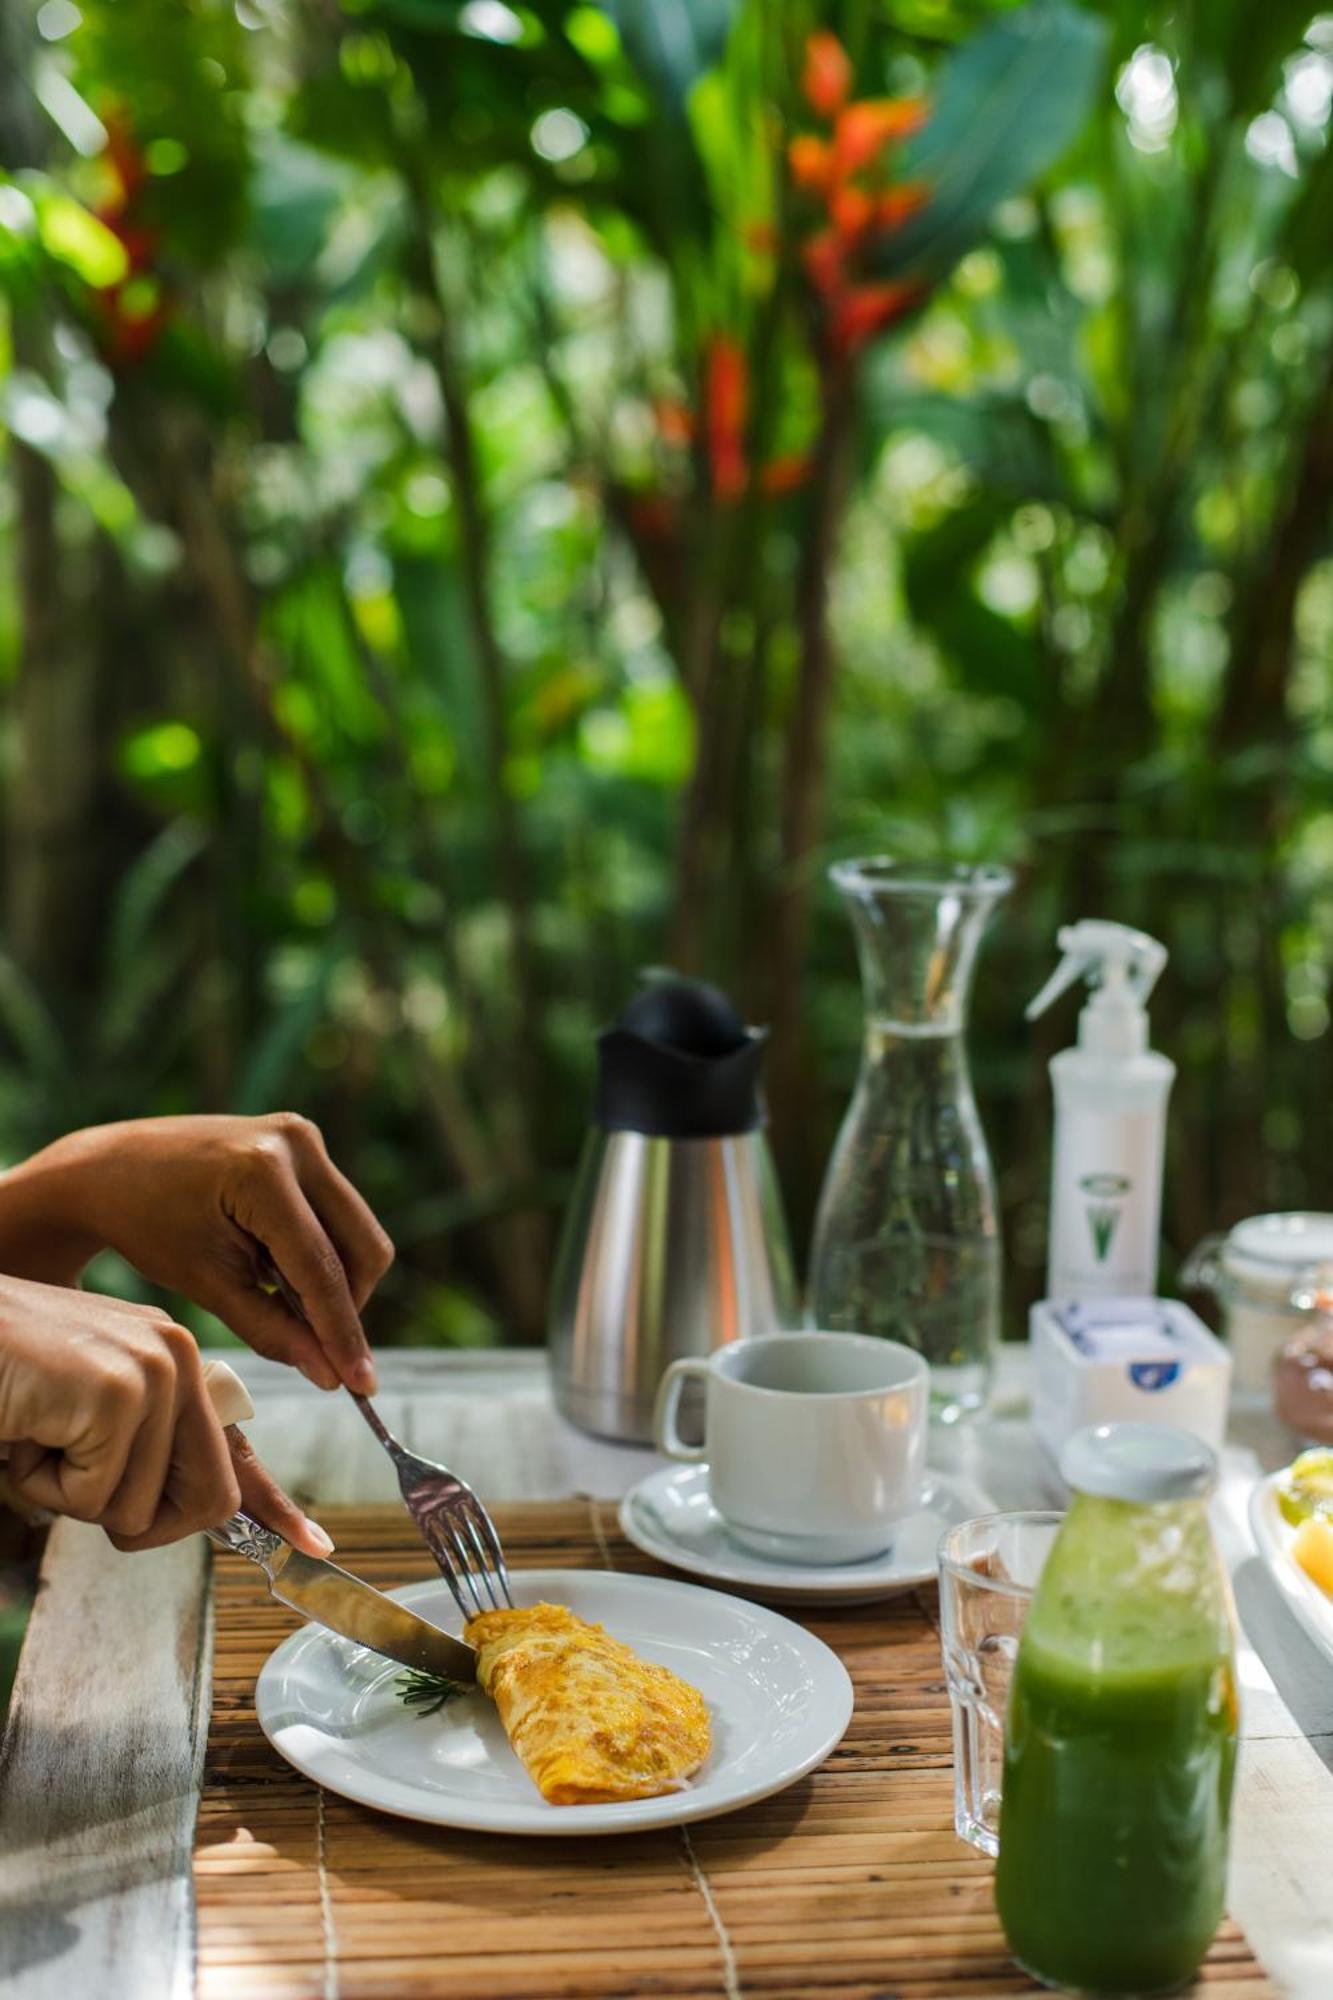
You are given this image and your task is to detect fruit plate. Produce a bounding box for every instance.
[1248,1472,1333,1666]
[256,1567,853,1836]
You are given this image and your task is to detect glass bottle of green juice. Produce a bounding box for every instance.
[995,1424,1238,1997]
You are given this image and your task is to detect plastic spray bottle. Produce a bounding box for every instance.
[1026,922,1175,1299]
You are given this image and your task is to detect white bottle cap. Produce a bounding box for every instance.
[1060,1422,1218,1503]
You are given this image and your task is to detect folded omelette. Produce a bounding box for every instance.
[463,1602,711,1806]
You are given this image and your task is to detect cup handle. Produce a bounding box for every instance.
[653,1358,711,1463]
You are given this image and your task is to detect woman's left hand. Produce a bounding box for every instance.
[0,1115,393,1394]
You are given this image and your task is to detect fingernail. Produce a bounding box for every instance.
[305,1520,335,1557]
[350,1355,379,1395]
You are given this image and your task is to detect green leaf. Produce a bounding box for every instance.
[1279,139,1333,289]
[861,382,1073,509]
[872,5,1110,283]
[900,499,1046,713]
[104,820,208,992]
[34,191,128,287]
[232,948,340,1115]
[597,0,739,122]
[1194,0,1313,114]
[0,954,73,1120]
[249,133,353,281]
[99,820,209,1057]
[585,0,743,257]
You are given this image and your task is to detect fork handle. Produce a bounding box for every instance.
[350,1388,404,1458]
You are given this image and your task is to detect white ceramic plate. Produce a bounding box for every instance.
[1249,1472,1333,1664]
[255,1567,853,1836]
[619,1463,997,1604]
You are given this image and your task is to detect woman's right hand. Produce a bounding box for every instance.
[0,1274,330,1554]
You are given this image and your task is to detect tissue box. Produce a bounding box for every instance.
[1032,1296,1231,1461]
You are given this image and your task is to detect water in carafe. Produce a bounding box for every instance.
[808,859,1012,1425]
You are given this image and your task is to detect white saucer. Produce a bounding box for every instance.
[619,1463,997,1603]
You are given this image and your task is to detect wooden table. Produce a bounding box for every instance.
[1,1347,1330,2000]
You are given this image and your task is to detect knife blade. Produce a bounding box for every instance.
[209,1513,477,1683]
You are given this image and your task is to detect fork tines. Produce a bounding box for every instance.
[347,1389,516,1623]
[423,1495,514,1622]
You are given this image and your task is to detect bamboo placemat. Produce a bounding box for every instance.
[196,1502,1272,2000]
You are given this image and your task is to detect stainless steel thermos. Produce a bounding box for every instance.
[549,977,797,1443]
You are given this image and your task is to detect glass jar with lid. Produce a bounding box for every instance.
[1182,1212,1333,1395]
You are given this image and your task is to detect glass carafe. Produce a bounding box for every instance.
[808,858,1012,1424]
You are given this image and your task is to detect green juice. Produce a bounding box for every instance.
[994,1494,1238,1997]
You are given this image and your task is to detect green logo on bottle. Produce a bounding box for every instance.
[1079,1173,1132,1263]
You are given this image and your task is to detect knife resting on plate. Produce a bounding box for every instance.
[207,1510,477,1683]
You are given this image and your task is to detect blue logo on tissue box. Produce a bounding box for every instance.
[1128,1360,1182,1392]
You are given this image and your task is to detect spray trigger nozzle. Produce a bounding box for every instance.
[1026,921,1167,1050]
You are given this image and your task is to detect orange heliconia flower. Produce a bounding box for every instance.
[801,31,852,119]
[788,133,832,194]
[705,335,749,502]
[830,279,924,355]
[833,96,928,176]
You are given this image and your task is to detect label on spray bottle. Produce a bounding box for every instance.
[1048,1104,1164,1296]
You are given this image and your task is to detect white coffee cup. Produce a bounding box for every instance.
[653,1331,928,1565]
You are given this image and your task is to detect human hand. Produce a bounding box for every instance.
[0,1114,393,1394]
[0,1274,331,1554]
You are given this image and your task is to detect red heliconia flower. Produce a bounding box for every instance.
[102,109,149,204]
[627,491,683,542]
[704,335,749,501]
[759,452,813,497]
[788,133,832,194]
[830,279,925,356]
[86,108,179,370]
[829,184,875,242]
[801,227,845,297]
[801,31,852,119]
[92,285,172,370]
[833,97,928,177]
[103,218,162,274]
[876,183,930,230]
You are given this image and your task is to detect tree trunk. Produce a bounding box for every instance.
[766,361,855,1215]
[1,1,105,1004]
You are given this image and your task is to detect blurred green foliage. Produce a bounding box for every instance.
[0,0,1330,1348]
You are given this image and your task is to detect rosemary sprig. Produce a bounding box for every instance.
[395,1667,468,1717]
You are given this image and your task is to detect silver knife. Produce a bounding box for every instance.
[208,1511,477,1683]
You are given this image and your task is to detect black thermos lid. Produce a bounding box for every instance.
[594,977,768,1138]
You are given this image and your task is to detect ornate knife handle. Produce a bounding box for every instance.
[207,1510,287,1570]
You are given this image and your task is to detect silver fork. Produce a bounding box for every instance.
[259,1255,514,1620]
[347,1390,515,1620]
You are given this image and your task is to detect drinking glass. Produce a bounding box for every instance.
[937,1511,1062,1855]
